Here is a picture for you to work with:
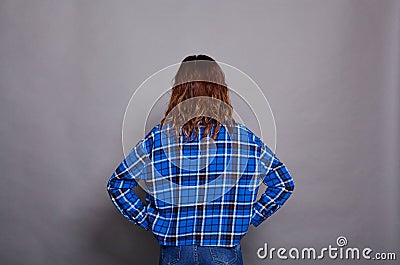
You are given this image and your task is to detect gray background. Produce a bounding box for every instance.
[1,1,399,264]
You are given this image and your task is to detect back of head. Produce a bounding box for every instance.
[161,54,235,140]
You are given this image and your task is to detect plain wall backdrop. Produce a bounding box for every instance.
[1,1,399,264]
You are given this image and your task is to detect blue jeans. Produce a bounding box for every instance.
[159,243,243,265]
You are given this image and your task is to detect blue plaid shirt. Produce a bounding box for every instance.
[106,122,295,247]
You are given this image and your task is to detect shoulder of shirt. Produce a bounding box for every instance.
[143,122,266,148]
[143,123,162,140]
[232,121,266,149]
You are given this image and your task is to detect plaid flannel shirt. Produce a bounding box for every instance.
[106,122,295,247]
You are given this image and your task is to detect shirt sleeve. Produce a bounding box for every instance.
[250,141,295,227]
[106,132,154,231]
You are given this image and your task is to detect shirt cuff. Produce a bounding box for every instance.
[250,207,265,227]
[136,213,151,230]
[133,201,151,230]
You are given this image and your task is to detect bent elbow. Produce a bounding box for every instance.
[106,174,115,191]
[285,178,295,193]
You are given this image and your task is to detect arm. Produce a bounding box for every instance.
[106,134,154,231]
[250,142,295,227]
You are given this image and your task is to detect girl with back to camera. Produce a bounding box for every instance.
[106,54,295,265]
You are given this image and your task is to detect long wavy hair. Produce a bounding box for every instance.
[160,54,235,141]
